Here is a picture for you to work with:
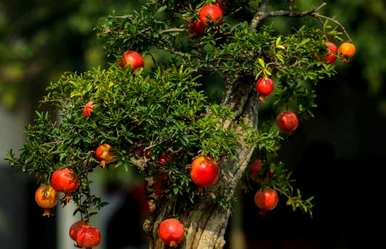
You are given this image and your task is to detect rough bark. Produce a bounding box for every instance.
[147,77,258,249]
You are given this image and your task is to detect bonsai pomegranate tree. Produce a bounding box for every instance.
[7,0,356,248]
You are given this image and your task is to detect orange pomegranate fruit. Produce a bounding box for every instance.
[35,184,58,217]
[95,143,113,167]
[338,42,356,58]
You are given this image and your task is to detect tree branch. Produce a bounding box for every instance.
[250,0,269,31]
[162,47,191,58]
[249,2,352,41]
[159,28,185,34]
[250,2,327,30]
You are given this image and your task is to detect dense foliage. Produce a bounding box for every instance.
[5,1,357,248]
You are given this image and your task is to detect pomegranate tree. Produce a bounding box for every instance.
[7,1,356,249]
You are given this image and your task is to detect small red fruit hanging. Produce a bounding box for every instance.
[153,174,168,197]
[34,184,58,217]
[50,167,80,202]
[82,101,94,118]
[325,41,337,64]
[198,4,224,26]
[338,42,356,58]
[158,218,185,247]
[95,143,113,167]
[276,111,299,134]
[69,220,87,242]
[75,224,101,249]
[118,50,144,71]
[249,159,263,180]
[189,20,206,37]
[256,77,274,97]
[254,188,279,211]
[190,156,219,187]
[158,153,172,166]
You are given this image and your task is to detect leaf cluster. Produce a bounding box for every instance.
[7,65,238,215]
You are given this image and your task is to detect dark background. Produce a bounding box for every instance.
[0,0,384,249]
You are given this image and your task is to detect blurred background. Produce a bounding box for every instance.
[0,0,385,249]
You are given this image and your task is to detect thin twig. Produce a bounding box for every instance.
[144,139,166,152]
[162,47,191,58]
[230,7,243,15]
[250,0,269,31]
[250,2,327,30]
[110,15,130,19]
[159,28,185,34]
[312,13,352,41]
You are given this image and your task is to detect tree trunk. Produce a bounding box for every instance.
[148,145,255,249]
[148,78,257,249]
[149,203,231,249]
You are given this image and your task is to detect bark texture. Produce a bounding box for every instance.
[148,78,258,249]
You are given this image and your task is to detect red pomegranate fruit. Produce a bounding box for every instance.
[50,167,79,202]
[256,77,274,97]
[198,4,224,26]
[254,188,279,211]
[158,218,185,247]
[249,159,263,179]
[325,41,337,64]
[276,111,299,134]
[158,153,172,166]
[189,20,206,37]
[75,224,101,249]
[118,50,144,71]
[69,220,87,241]
[190,156,219,187]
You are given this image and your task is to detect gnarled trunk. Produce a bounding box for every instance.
[149,203,231,249]
[149,146,254,249]
[148,78,257,249]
